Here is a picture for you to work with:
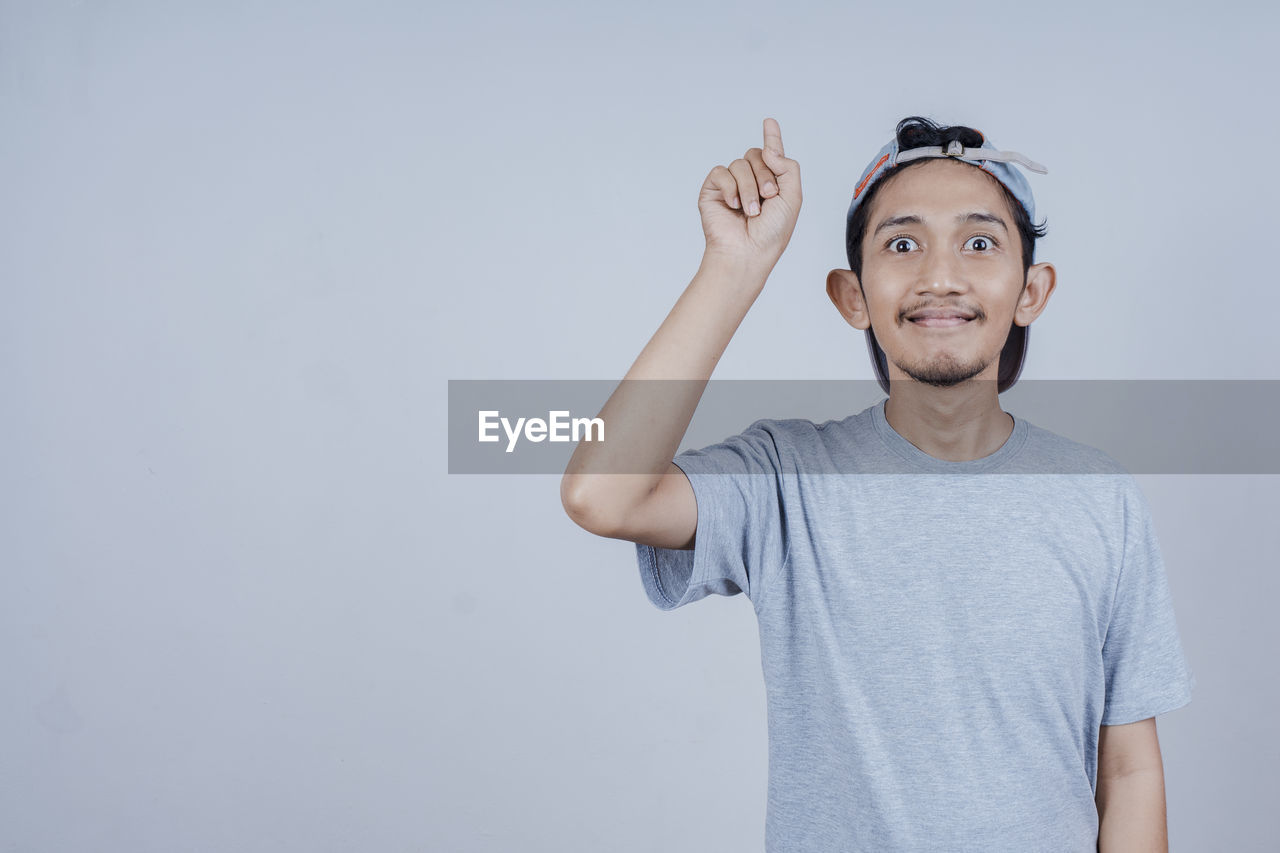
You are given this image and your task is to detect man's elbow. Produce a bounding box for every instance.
[560,475,620,538]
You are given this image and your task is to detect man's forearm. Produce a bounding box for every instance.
[1096,768,1169,852]
[560,252,771,528]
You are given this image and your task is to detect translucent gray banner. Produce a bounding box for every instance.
[448,380,1279,474]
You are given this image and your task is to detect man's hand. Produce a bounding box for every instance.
[698,117,803,273]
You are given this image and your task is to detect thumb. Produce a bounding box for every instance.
[761,146,801,205]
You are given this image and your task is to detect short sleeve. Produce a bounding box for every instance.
[634,419,788,612]
[1100,481,1197,725]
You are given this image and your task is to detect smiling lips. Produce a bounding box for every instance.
[906,307,976,328]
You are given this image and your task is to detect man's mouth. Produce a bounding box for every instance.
[908,316,973,328]
[905,306,977,326]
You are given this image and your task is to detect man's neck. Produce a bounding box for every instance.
[883,385,1014,463]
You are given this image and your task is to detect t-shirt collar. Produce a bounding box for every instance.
[870,397,1029,473]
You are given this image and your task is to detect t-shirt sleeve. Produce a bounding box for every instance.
[634,419,788,612]
[1099,480,1197,725]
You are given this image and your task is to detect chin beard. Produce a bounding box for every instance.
[896,354,992,388]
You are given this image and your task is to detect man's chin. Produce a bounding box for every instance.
[895,359,991,388]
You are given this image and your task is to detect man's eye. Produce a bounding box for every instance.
[885,234,999,253]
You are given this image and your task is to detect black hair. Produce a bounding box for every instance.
[845,115,1048,283]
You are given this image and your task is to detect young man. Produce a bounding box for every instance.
[561,116,1195,852]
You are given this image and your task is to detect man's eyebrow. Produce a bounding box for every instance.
[872,211,1010,237]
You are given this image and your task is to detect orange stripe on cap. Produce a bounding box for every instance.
[854,153,892,200]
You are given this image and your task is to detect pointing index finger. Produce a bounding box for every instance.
[763,117,784,157]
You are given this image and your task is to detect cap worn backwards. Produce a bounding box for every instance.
[846,134,1047,227]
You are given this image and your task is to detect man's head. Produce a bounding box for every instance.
[827,116,1056,394]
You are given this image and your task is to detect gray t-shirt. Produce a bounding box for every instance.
[634,398,1196,852]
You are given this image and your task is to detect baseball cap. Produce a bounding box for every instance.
[845,129,1048,395]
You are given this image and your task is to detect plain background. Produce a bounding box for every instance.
[3,0,1277,850]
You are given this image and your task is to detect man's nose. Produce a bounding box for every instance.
[917,248,968,294]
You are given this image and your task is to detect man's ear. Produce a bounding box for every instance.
[826,268,871,330]
[1014,261,1057,327]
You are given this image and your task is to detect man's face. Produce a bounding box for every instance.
[856,159,1030,389]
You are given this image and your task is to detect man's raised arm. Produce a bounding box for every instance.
[560,117,802,548]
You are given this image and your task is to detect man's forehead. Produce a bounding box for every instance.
[869,158,1013,226]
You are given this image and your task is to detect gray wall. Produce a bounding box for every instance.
[3,0,1275,850]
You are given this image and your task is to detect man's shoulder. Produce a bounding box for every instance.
[742,411,872,446]
[743,414,848,434]
[1017,417,1134,477]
